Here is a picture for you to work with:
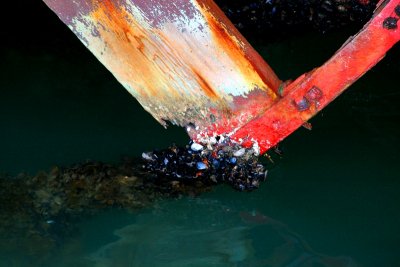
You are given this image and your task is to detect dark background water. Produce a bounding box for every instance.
[1,1,400,266]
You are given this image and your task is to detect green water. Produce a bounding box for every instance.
[1,28,399,266]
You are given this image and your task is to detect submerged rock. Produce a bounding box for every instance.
[0,138,273,263]
[0,157,216,262]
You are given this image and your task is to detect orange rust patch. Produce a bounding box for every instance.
[89,0,161,97]
[75,0,279,128]
[133,35,145,53]
[96,0,131,40]
[245,52,279,93]
[102,0,114,12]
[196,0,281,94]
[206,16,276,92]
[206,12,239,57]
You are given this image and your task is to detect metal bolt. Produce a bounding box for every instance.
[395,5,400,17]
[306,86,323,101]
[383,17,398,30]
[293,98,310,111]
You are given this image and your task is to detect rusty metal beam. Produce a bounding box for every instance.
[43,0,281,133]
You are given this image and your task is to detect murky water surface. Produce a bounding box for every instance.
[1,28,399,267]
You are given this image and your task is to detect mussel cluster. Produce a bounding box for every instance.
[216,0,376,34]
[142,137,267,191]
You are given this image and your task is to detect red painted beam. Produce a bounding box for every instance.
[223,0,400,154]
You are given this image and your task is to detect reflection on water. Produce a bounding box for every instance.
[85,198,358,267]
[0,194,360,266]
[89,200,252,267]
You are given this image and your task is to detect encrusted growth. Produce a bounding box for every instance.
[142,137,267,191]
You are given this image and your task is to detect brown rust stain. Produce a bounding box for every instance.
[133,35,145,53]
[191,68,218,99]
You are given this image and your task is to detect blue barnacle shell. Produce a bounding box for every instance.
[212,159,220,168]
[295,97,310,111]
[196,162,208,170]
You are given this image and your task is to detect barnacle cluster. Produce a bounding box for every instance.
[142,137,267,191]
